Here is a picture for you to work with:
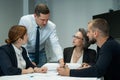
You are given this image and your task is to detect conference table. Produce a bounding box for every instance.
[0,63,102,80]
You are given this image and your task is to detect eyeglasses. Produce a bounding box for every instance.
[73,35,83,40]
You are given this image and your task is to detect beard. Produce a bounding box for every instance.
[88,38,96,44]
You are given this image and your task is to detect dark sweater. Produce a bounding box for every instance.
[70,37,120,80]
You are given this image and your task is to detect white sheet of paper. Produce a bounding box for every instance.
[42,63,81,71]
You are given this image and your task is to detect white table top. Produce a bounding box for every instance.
[0,63,101,80]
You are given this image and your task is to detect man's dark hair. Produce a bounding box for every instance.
[34,4,50,16]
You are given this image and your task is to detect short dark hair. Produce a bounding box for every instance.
[89,18,109,37]
[34,4,50,16]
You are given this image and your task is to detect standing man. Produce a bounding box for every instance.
[57,18,120,80]
[19,4,64,67]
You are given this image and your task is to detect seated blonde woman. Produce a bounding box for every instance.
[0,25,47,76]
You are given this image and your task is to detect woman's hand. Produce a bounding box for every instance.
[22,67,34,74]
[78,63,91,69]
[34,67,48,73]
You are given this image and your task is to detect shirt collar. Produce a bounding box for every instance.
[12,44,23,55]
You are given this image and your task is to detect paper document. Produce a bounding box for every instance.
[42,63,81,71]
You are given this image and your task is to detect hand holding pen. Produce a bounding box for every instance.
[59,63,67,68]
[57,63,70,76]
[63,63,67,68]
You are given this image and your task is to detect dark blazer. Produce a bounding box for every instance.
[70,37,120,80]
[63,47,96,65]
[0,44,35,76]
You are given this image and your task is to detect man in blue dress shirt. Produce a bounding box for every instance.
[19,4,64,67]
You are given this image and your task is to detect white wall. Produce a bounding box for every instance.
[0,0,23,45]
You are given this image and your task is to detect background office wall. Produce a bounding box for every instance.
[0,0,23,45]
[0,0,30,45]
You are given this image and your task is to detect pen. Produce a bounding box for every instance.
[63,63,66,68]
[30,75,34,77]
[29,75,34,80]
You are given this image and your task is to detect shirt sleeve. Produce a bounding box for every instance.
[48,28,63,61]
